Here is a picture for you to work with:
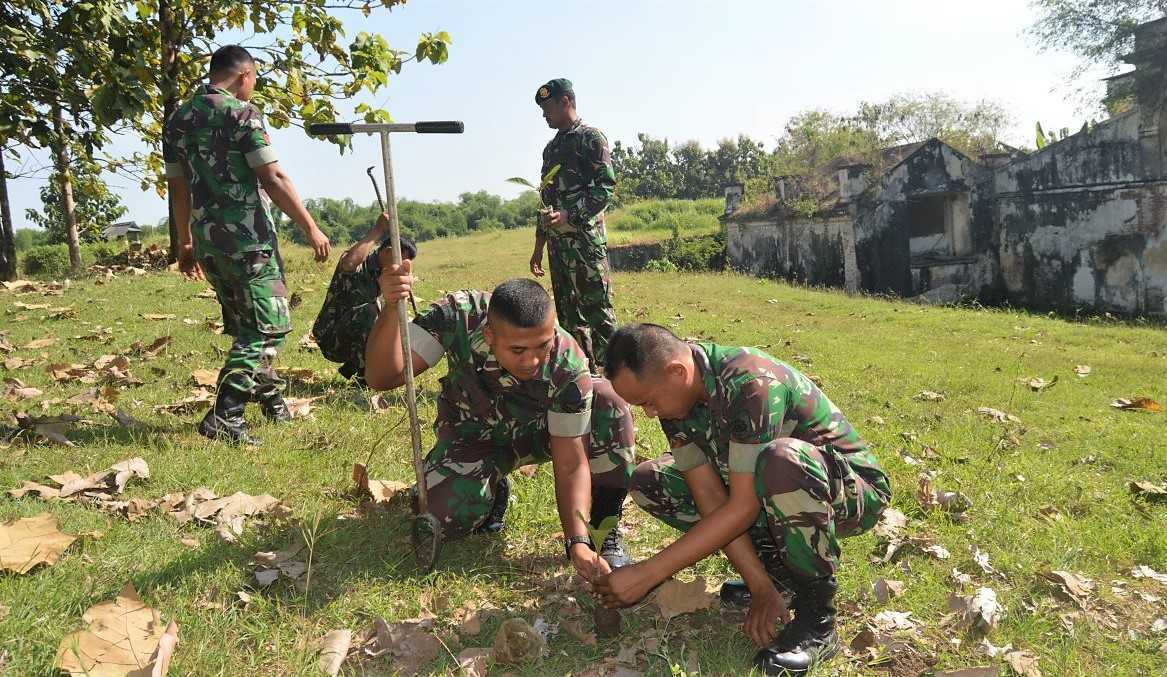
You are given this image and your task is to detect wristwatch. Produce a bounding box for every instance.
[563,535,593,559]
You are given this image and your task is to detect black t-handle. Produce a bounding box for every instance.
[307,123,353,136]
[415,121,464,134]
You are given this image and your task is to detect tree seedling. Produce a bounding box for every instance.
[577,510,623,638]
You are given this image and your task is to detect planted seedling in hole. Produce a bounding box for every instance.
[577,510,623,638]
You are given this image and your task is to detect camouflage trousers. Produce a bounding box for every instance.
[630,438,891,580]
[421,378,634,539]
[201,248,292,400]
[312,263,381,381]
[547,235,617,372]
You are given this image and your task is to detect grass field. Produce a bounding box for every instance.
[2,226,1166,676]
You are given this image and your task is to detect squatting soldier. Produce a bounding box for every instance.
[530,78,618,372]
[595,324,891,675]
[365,260,634,576]
[164,45,332,445]
[312,212,417,384]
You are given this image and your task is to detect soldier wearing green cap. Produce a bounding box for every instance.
[531,78,618,373]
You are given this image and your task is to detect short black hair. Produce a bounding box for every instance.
[488,279,552,328]
[561,91,576,106]
[605,323,683,378]
[209,45,254,76]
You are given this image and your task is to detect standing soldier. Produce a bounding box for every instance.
[164,45,331,445]
[530,78,618,373]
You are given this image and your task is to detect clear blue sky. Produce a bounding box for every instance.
[7,0,1096,229]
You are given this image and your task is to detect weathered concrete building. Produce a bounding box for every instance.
[727,18,1167,317]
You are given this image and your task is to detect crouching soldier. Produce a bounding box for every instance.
[364,260,635,575]
[594,323,891,675]
[312,212,417,384]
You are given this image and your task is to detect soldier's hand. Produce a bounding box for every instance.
[744,584,789,648]
[529,249,545,277]
[177,244,204,281]
[546,209,569,230]
[306,225,331,262]
[374,212,393,234]
[378,258,413,303]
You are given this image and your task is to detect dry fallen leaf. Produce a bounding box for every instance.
[1111,397,1163,413]
[190,369,220,388]
[872,508,908,539]
[1005,649,1041,677]
[0,513,79,574]
[54,583,176,676]
[24,337,58,350]
[1131,565,1167,585]
[977,407,1020,423]
[1129,480,1167,500]
[517,464,539,478]
[871,610,917,632]
[935,668,999,677]
[915,390,946,402]
[948,587,1003,631]
[873,579,906,603]
[491,617,545,666]
[1025,376,1057,392]
[352,463,409,504]
[284,396,320,419]
[456,648,490,677]
[653,577,717,619]
[141,314,177,321]
[316,629,352,676]
[460,611,483,637]
[359,617,441,675]
[1041,570,1094,605]
[1073,365,1091,378]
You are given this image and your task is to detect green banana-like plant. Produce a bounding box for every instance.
[505,164,562,202]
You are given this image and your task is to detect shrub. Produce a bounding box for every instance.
[644,257,678,273]
[22,244,77,277]
[665,232,725,271]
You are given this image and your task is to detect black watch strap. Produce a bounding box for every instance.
[563,535,593,559]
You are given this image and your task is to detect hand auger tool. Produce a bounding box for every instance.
[309,120,465,570]
[366,168,422,315]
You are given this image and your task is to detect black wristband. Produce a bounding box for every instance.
[564,535,593,559]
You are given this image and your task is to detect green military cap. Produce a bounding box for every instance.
[535,78,573,104]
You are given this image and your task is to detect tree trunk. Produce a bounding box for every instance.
[0,151,17,281]
[160,0,180,264]
[51,104,82,275]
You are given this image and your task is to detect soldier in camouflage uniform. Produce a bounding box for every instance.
[364,266,634,575]
[530,78,618,373]
[312,212,417,383]
[164,45,331,445]
[595,323,891,676]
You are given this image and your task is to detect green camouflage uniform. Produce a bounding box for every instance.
[312,239,394,381]
[163,84,290,400]
[405,290,634,538]
[540,119,618,371]
[631,343,891,580]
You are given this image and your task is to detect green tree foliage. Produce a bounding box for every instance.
[1027,0,1166,77]
[24,160,127,244]
[282,191,542,246]
[612,133,771,202]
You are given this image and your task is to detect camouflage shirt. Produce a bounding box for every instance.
[408,290,594,437]
[662,342,879,477]
[539,119,615,244]
[163,84,279,257]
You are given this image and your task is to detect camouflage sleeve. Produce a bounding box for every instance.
[547,332,594,437]
[565,128,615,228]
[233,104,278,169]
[726,376,791,474]
[660,418,709,472]
[162,115,186,180]
[407,297,456,368]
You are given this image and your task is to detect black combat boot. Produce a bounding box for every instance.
[473,476,510,534]
[254,375,292,423]
[721,526,797,607]
[591,487,631,569]
[198,390,262,445]
[754,576,840,676]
